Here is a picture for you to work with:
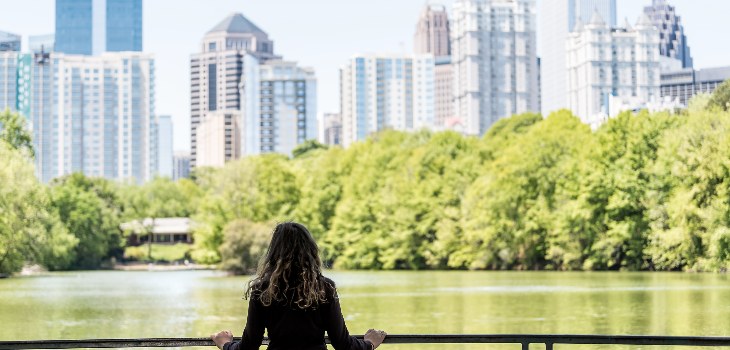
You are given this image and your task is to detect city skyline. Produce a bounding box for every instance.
[1,0,729,152]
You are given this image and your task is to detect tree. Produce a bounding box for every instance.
[50,173,124,269]
[192,154,299,263]
[708,79,730,111]
[0,142,76,274]
[647,108,730,271]
[292,140,328,158]
[219,220,272,274]
[0,109,34,158]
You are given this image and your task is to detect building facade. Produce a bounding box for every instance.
[196,110,241,168]
[0,31,21,52]
[434,56,454,128]
[320,113,342,146]
[157,115,173,178]
[452,0,539,135]
[539,0,617,117]
[0,52,18,112]
[414,4,451,57]
[55,0,143,55]
[567,13,661,127]
[643,0,693,69]
[190,13,278,167]
[12,52,158,183]
[340,54,435,147]
[173,151,191,180]
[245,60,317,156]
[661,66,730,106]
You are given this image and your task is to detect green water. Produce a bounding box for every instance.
[1,271,729,350]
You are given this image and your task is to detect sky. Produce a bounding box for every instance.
[1,0,729,152]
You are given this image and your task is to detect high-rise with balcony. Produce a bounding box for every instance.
[567,13,660,127]
[540,0,617,117]
[452,0,539,135]
[11,52,158,183]
[55,0,142,55]
[643,0,693,69]
[190,13,277,167]
[0,31,20,113]
[340,54,435,147]
[245,60,317,156]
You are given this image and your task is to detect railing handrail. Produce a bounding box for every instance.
[2,334,730,349]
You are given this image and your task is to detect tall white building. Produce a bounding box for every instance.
[13,52,158,183]
[157,115,173,178]
[452,0,540,136]
[567,13,661,127]
[540,0,617,117]
[0,52,18,112]
[244,60,317,156]
[340,54,435,147]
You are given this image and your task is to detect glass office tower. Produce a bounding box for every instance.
[55,0,142,55]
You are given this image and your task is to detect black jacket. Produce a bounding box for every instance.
[223,278,372,350]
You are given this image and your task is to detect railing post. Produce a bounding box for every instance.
[522,342,529,350]
[546,342,554,350]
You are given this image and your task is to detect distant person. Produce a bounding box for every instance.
[211,222,387,350]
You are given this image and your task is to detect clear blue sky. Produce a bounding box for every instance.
[1,0,728,152]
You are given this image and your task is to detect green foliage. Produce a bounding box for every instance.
[49,174,124,269]
[0,109,34,158]
[0,142,76,274]
[708,80,730,111]
[123,243,191,263]
[219,220,272,274]
[192,154,299,263]
[6,106,730,274]
[292,140,328,158]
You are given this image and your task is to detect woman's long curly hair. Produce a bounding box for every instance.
[245,222,333,309]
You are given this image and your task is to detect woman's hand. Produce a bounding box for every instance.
[364,329,387,349]
[210,330,233,350]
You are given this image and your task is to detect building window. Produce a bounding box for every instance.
[208,42,217,51]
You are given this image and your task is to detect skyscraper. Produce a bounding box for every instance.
[0,31,21,52]
[452,0,539,135]
[414,4,453,129]
[643,0,693,69]
[157,115,173,178]
[340,54,435,147]
[320,113,342,146]
[55,0,142,55]
[190,12,277,167]
[0,51,18,112]
[567,13,660,127]
[540,0,617,116]
[16,52,158,183]
[246,60,317,156]
[414,4,451,57]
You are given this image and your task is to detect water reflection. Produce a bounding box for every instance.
[0,270,728,350]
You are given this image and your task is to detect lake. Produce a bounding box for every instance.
[1,270,729,350]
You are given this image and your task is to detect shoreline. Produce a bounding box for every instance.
[112,262,216,271]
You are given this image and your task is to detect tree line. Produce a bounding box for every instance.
[1,82,729,275]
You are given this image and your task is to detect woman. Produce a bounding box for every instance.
[211,222,387,350]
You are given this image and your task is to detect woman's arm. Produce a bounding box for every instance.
[325,296,380,350]
[212,298,265,350]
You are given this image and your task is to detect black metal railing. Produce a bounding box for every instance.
[2,335,730,350]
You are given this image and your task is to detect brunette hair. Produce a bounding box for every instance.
[245,222,333,309]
